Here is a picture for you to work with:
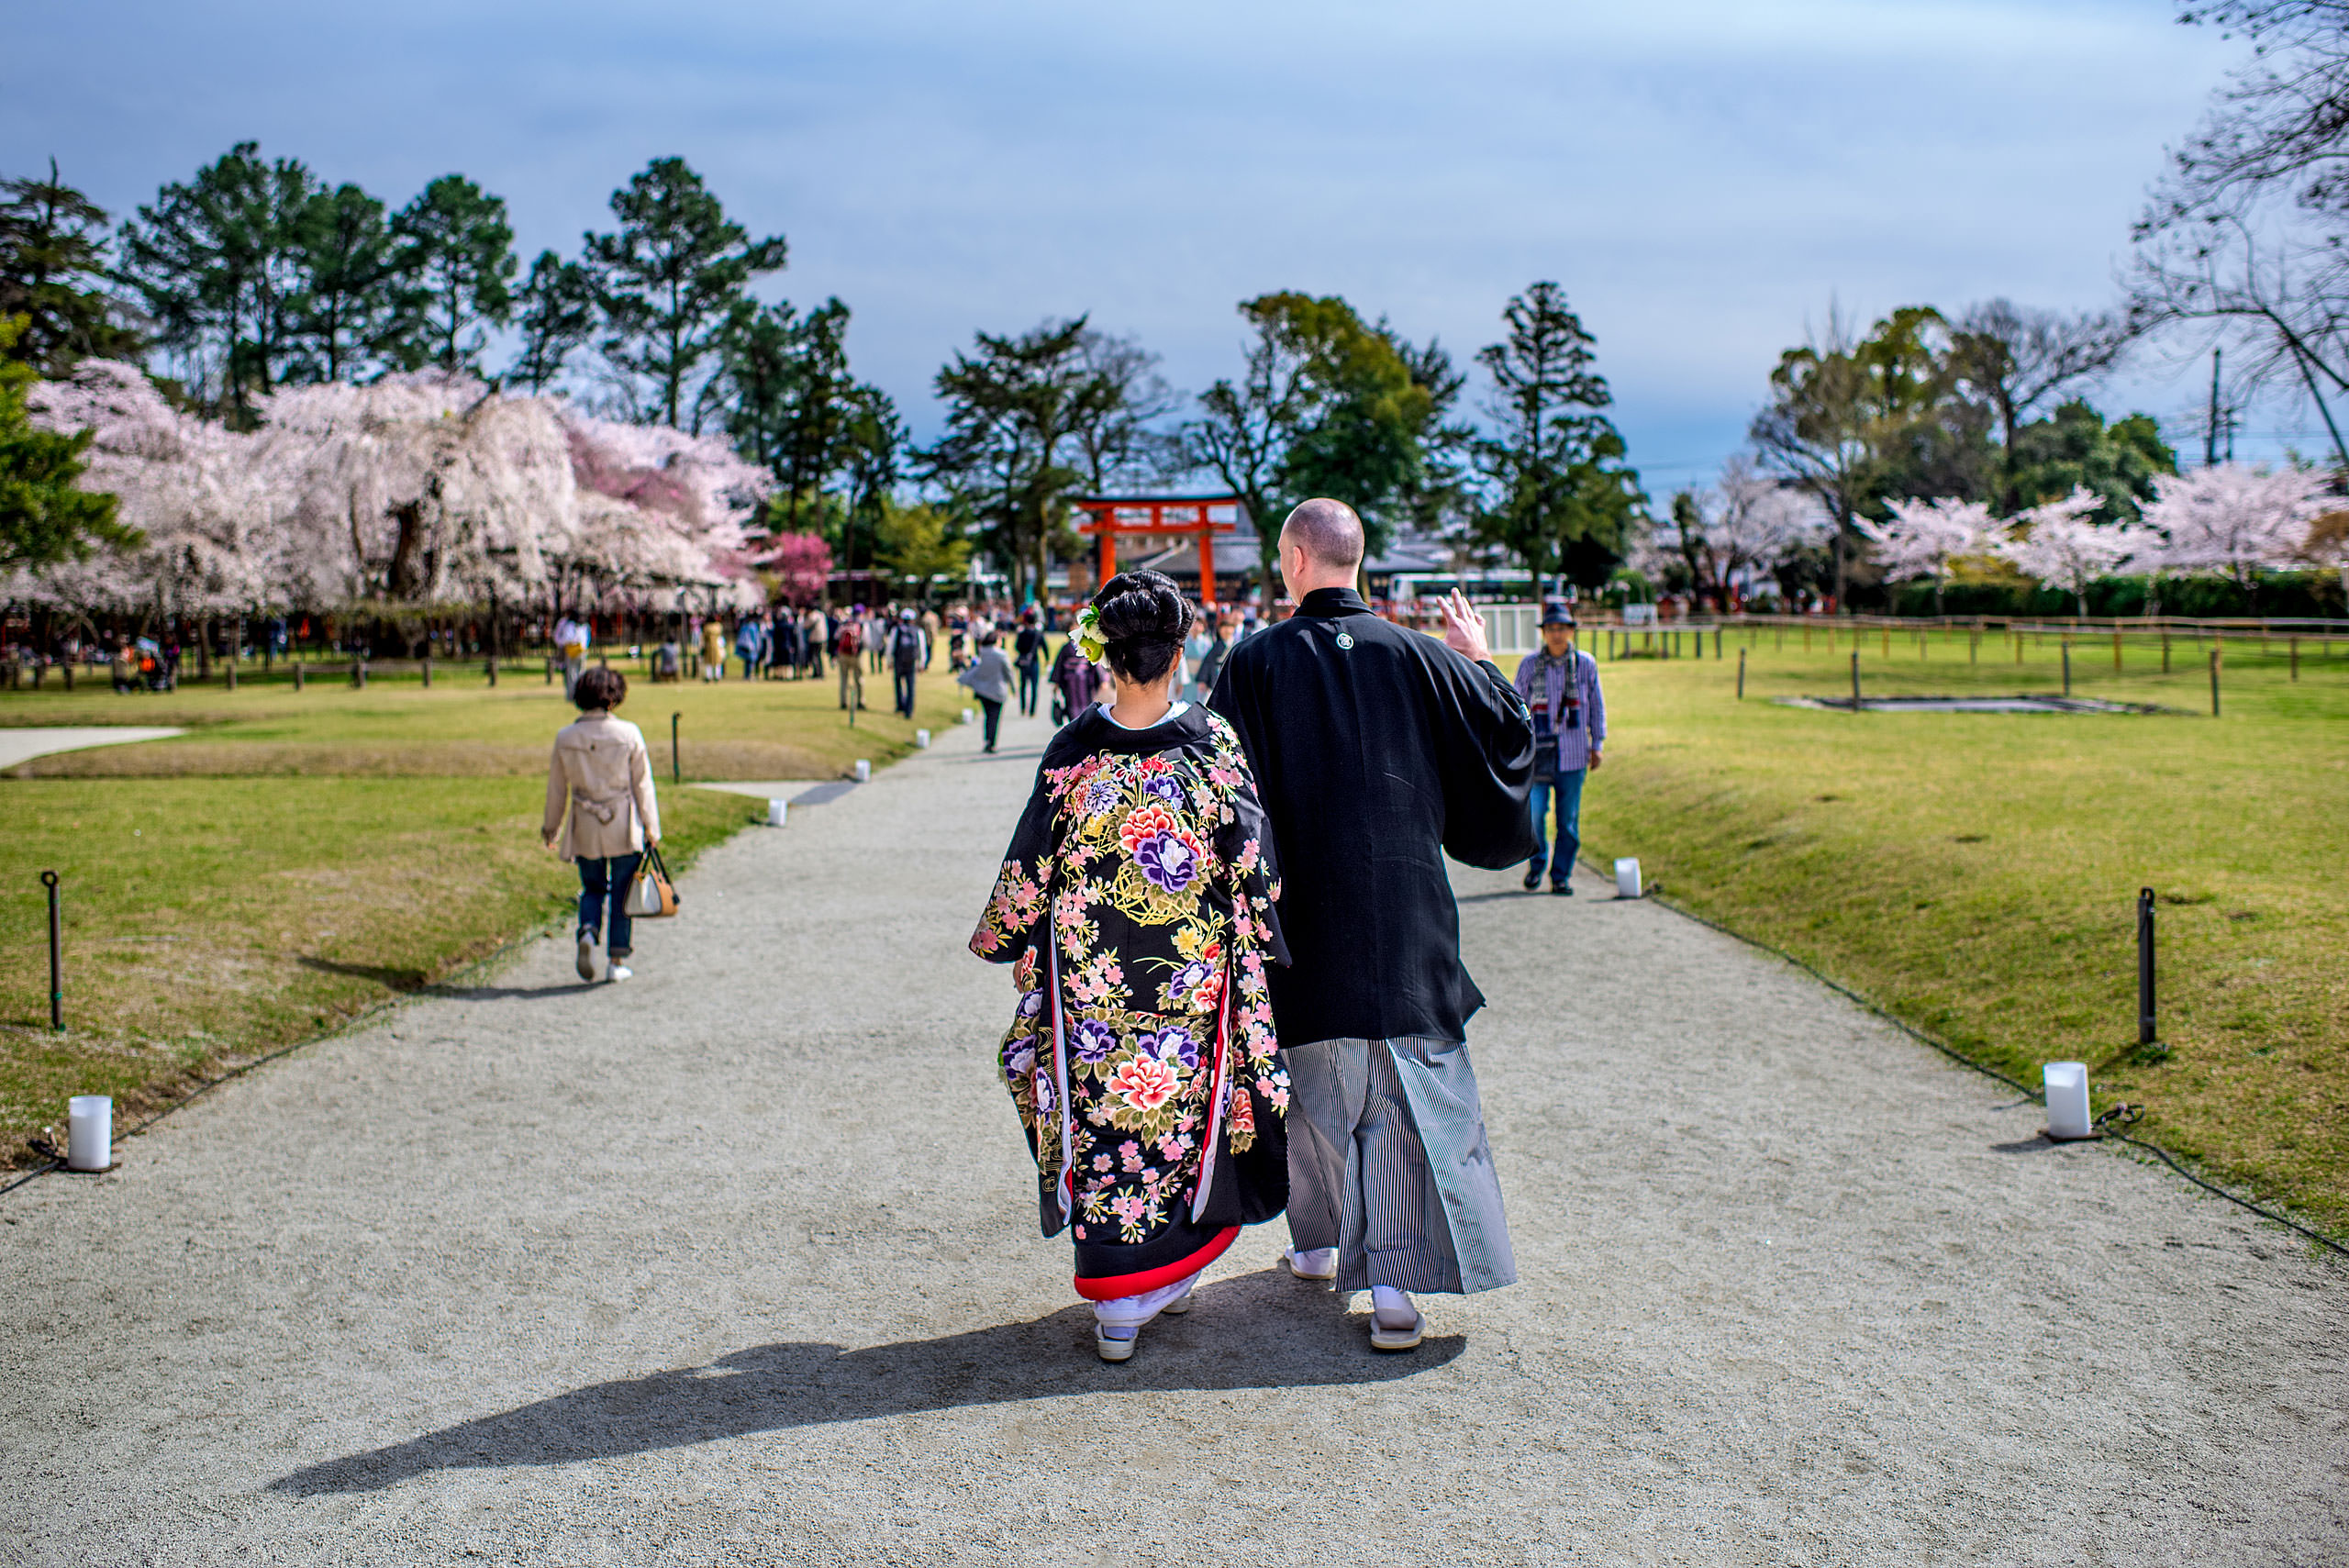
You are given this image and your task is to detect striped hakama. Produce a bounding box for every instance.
[1282,1035,1517,1295]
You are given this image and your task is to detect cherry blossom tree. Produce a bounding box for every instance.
[2134,462,2331,589]
[1706,457,1831,604]
[1997,487,2128,615]
[560,406,770,612]
[18,357,277,624]
[1631,456,1830,607]
[1855,495,1993,613]
[21,362,774,634]
[258,373,577,611]
[763,531,831,606]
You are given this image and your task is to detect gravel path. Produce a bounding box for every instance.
[3,706,2342,1566]
[0,726,183,770]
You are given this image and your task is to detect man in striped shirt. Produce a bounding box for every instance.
[1513,600,1606,894]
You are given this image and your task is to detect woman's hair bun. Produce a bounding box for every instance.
[1092,570,1194,684]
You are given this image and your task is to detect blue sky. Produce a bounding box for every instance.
[5,1,2277,489]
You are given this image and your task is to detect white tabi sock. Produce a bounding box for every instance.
[1370,1284,1417,1325]
[1289,1247,1336,1273]
[1092,1273,1200,1335]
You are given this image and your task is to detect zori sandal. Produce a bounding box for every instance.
[1368,1307,1424,1352]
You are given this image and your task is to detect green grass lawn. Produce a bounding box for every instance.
[0,661,985,1164]
[0,655,971,779]
[1580,623,2349,1240]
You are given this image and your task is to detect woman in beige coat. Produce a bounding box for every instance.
[542,666,662,983]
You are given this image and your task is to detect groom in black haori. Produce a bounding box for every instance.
[1209,498,1538,1351]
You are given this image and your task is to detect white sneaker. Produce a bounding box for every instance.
[607,964,632,983]
[576,935,596,982]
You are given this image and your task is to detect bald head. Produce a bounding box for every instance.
[1283,498,1364,572]
[1278,498,1365,600]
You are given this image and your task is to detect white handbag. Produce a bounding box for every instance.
[626,846,678,917]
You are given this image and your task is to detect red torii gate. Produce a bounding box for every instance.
[1070,495,1247,607]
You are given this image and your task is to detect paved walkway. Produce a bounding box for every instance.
[3,706,2342,1565]
[0,725,183,770]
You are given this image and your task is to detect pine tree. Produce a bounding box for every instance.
[586,158,785,429]
[0,316,135,571]
[290,183,400,382]
[510,250,596,394]
[119,142,317,416]
[0,161,144,373]
[1473,282,1639,591]
[389,175,516,373]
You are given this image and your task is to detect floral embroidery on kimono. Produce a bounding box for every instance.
[971,706,1287,1256]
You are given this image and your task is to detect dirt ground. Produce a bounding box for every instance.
[2,705,2342,1566]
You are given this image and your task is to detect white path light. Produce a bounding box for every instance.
[1614,858,1642,899]
[916,729,930,749]
[960,708,974,725]
[67,1095,111,1171]
[2044,1062,2092,1140]
[766,799,786,828]
[853,760,871,783]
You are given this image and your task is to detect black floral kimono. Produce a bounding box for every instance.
[970,703,1289,1301]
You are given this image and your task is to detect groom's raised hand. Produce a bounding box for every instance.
[1439,589,1492,665]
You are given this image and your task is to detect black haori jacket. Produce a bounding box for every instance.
[1209,587,1538,1046]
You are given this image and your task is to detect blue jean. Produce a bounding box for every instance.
[577,851,644,956]
[1526,770,1586,886]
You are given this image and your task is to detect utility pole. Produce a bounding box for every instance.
[2206,349,2221,467]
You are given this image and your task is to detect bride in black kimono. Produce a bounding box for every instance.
[970,572,1289,1362]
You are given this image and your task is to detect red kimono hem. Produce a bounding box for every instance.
[1072,1226,1240,1301]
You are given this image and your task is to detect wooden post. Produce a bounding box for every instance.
[294,661,305,692]
[1850,651,1862,711]
[485,655,497,687]
[421,655,432,689]
[2290,635,2299,682]
[2162,631,2170,673]
[2112,628,2122,673]
[353,658,366,689]
[1737,648,1746,699]
[2210,647,2221,717]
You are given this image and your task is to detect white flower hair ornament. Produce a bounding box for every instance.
[1074,605,1108,663]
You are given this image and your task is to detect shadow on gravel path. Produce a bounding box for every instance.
[273,1272,1463,1496]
